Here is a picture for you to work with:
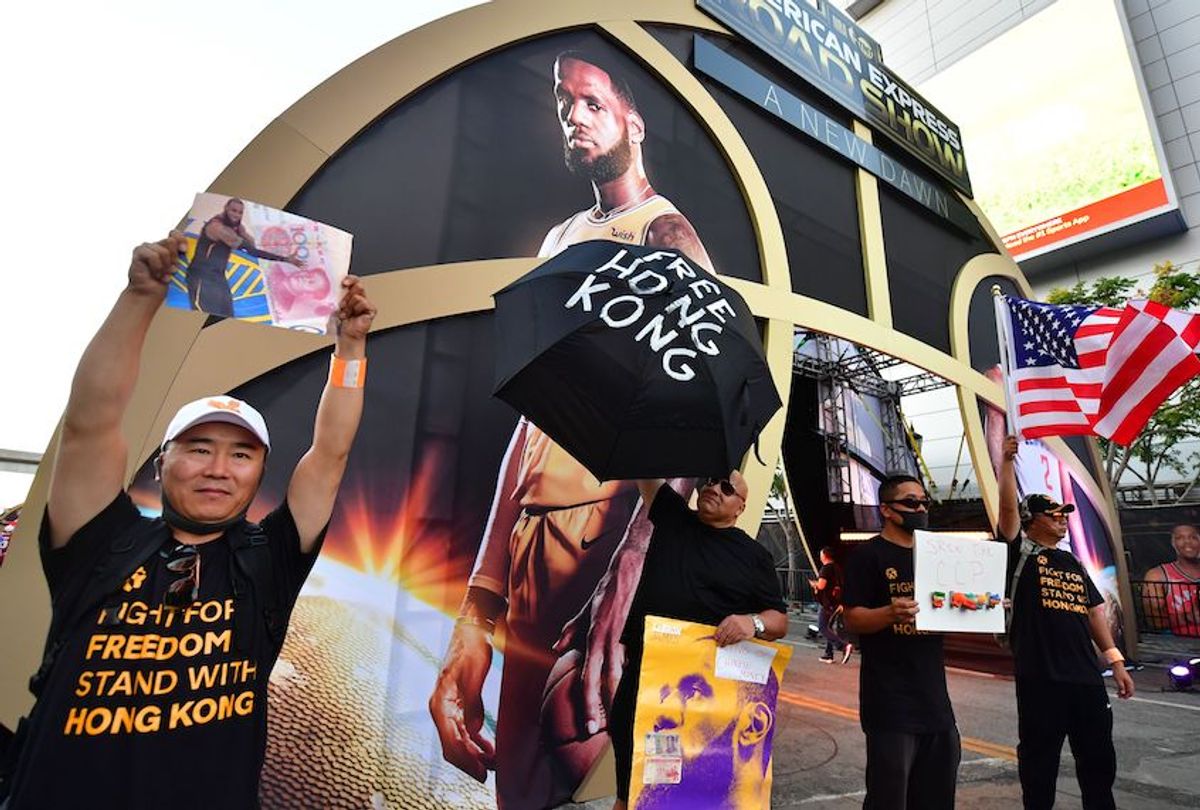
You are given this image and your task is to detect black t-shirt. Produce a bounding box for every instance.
[999,529,1105,685]
[10,492,323,810]
[621,485,786,662]
[843,535,955,734]
[817,562,842,608]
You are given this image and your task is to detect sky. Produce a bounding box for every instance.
[0,0,483,506]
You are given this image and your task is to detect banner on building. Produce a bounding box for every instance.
[698,0,972,196]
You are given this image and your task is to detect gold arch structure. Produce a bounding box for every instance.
[2,0,1135,736]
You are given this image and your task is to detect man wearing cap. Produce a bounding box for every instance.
[995,435,1134,810]
[3,232,374,809]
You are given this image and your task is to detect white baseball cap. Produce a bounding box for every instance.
[161,396,271,451]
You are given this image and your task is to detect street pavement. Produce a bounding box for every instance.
[573,617,1200,809]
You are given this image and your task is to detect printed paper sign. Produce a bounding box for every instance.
[714,639,778,684]
[630,616,792,809]
[168,192,353,334]
[914,530,1007,633]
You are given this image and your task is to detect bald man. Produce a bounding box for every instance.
[609,473,788,810]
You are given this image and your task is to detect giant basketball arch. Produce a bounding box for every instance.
[2,1,1136,806]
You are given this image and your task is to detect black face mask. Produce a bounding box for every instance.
[160,490,248,536]
[898,511,929,532]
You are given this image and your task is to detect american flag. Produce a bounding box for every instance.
[995,294,1200,444]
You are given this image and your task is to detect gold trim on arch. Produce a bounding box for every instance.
[852,121,892,327]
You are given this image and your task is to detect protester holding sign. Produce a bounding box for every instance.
[994,435,1133,810]
[1,233,374,809]
[608,474,788,810]
[842,474,959,810]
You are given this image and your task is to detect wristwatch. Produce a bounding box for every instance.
[751,613,765,637]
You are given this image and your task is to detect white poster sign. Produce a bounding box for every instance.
[913,530,1007,633]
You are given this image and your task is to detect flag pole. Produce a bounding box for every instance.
[992,286,1020,439]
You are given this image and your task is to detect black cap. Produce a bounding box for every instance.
[1020,494,1076,523]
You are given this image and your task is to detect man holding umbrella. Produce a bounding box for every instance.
[609,473,788,810]
[428,47,713,809]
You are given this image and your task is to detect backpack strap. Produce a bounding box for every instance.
[29,518,167,697]
[228,522,287,658]
[1002,537,1039,646]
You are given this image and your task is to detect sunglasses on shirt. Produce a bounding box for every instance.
[702,477,743,499]
[162,544,201,609]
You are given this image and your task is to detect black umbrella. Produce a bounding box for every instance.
[493,240,781,480]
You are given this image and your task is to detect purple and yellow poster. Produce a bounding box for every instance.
[629,617,792,809]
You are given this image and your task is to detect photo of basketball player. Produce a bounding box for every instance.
[1141,523,1200,637]
[427,47,713,809]
[628,621,789,810]
[171,193,352,334]
[186,197,304,317]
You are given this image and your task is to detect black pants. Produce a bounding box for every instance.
[863,727,960,810]
[1016,678,1116,810]
[818,605,846,657]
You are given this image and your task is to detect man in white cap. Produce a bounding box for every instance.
[2,232,375,809]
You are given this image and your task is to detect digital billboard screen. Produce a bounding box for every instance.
[921,0,1175,260]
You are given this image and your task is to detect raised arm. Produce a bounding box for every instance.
[47,233,187,548]
[239,228,301,265]
[635,478,667,507]
[285,275,375,552]
[997,434,1021,541]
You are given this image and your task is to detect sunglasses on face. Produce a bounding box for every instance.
[885,497,932,511]
[162,544,200,609]
[702,478,743,499]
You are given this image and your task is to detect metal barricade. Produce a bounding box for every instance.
[777,567,817,606]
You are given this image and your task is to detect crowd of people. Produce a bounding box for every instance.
[836,437,1134,810]
[0,46,1165,810]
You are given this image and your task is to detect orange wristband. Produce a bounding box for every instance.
[329,355,366,388]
